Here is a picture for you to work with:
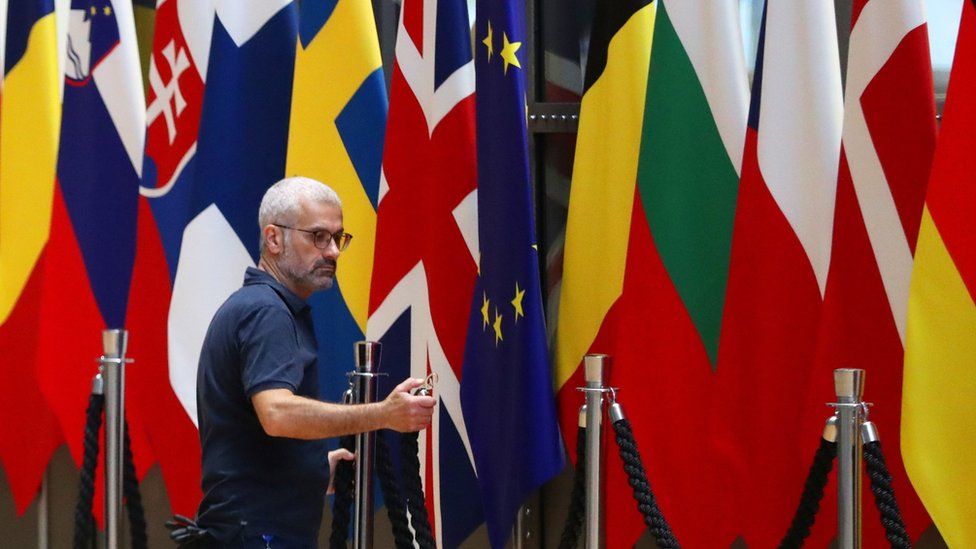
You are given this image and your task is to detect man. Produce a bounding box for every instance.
[192,177,435,547]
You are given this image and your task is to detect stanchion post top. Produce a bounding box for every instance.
[354,341,382,374]
[101,329,128,359]
[834,368,865,403]
[584,354,610,386]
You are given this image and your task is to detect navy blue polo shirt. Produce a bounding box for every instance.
[196,267,328,544]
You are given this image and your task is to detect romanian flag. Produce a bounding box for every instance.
[0,0,64,511]
[902,1,976,546]
[555,0,749,545]
[285,0,387,405]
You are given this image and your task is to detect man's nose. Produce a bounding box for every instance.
[322,238,341,259]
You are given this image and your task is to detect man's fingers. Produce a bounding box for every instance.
[335,448,355,461]
[414,395,436,408]
[393,377,424,393]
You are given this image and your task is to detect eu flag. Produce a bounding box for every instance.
[460,0,566,545]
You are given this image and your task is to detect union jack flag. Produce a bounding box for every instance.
[366,0,484,544]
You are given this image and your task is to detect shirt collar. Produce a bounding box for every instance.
[243,267,310,315]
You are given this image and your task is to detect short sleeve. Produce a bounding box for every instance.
[237,305,308,397]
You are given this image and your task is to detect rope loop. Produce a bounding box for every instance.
[863,440,912,549]
[329,435,357,549]
[73,392,104,549]
[557,425,586,549]
[375,433,414,549]
[611,416,680,549]
[400,431,436,549]
[778,435,837,549]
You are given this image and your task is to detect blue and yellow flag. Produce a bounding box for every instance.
[286,0,387,400]
[461,0,565,545]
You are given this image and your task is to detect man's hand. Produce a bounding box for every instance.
[381,378,436,433]
[327,448,355,494]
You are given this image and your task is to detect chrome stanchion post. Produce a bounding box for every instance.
[582,354,610,549]
[100,329,129,549]
[352,341,383,549]
[833,368,865,549]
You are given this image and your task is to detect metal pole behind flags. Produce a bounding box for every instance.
[353,341,382,549]
[101,329,128,549]
[583,354,609,549]
[834,368,865,549]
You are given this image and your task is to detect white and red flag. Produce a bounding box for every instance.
[713,1,843,546]
[805,0,937,543]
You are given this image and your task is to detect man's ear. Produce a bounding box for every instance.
[264,224,283,254]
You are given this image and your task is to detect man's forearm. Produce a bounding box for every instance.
[255,390,389,440]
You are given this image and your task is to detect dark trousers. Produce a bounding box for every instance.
[180,531,316,549]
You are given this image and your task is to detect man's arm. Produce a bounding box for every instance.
[251,377,436,440]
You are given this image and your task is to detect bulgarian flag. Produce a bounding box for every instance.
[554,0,748,545]
[807,0,936,543]
[902,1,976,546]
[713,1,843,547]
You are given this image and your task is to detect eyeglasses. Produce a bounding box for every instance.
[273,224,353,251]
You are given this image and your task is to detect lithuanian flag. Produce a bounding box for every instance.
[902,1,976,546]
[554,0,748,545]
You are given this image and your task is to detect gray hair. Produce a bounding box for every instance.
[258,176,341,252]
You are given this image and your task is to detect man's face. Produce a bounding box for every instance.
[278,199,343,296]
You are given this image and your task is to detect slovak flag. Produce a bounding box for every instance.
[125,0,214,516]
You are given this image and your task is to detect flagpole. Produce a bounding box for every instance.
[101,329,129,549]
[353,342,383,549]
[37,469,49,549]
[834,369,865,549]
[583,354,609,549]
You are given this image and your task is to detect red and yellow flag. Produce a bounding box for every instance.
[0,0,64,512]
[902,1,976,546]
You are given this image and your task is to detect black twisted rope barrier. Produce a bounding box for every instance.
[74,392,103,549]
[376,433,415,549]
[72,388,148,549]
[400,431,436,549]
[557,425,586,549]
[329,434,357,549]
[611,415,679,549]
[863,439,912,549]
[778,434,837,549]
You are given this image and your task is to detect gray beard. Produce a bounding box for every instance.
[280,245,335,293]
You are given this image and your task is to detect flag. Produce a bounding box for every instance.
[366,0,484,544]
[713,1,843,546]
[124,0,214,516]
[33,0,156,501]
[807,0,936,542]
[461,0,564,545]
[554,0,750,544]
[285,0,387,406]
[903,1,976,545]
[156,0,296,432]
[0,0,65,512]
